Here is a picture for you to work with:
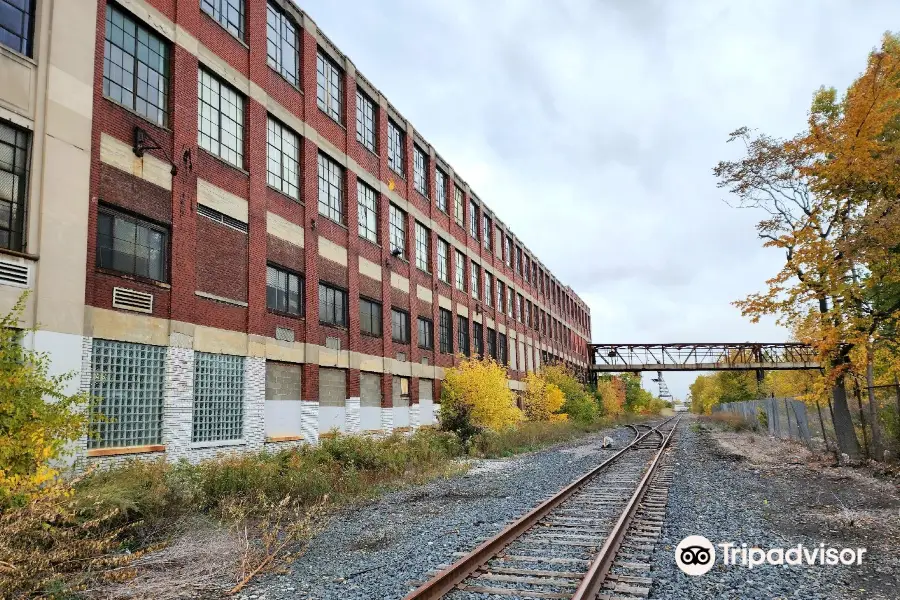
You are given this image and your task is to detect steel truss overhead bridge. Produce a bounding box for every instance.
[589,343,820,373]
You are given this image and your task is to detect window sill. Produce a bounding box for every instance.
[0,247,38,261]
[317,107,346,130]
[197,148,249,176]
[96,268,170,288]
[201,9,249,49]
[191,439,245,449]
[268,65,303,94]
[358,235,381,249]
[87,444,165,457]
[267,184,302,203]
[102,97,170,132]
[358,142,379,159]
[196,290,248,307]
[316,213,348,230]
[268,309,305,320]
[361,331,382,339]
[416,267,431,278]
[266,435,304,443]
[388,168,406,181]
[320,322,349,331]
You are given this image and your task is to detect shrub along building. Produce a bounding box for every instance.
[0,0,592,464]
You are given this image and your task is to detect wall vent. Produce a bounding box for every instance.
[396,352,406,362]
[325,336,341,351]
[420,357,429,366]
[112,287,154,314]
[0,258,30,288]
[275,326,295,342]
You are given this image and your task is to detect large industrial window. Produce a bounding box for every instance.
[415,221,430,272]
[319,283,347,327]
[317,152,343,224]
[515,247,523,275]
[439,308,452,353]
[266,264,302,316]
[435,169,447,212]
[505,236,512,267]
[482,214,491,250]
[454,250,465,291]
[96,208,167,282]
[413,145,427,195]
[392,308,410,343]
[198,69,244,167]
[389,203,406,258]
[483,271,493,307]
[498,333,508,365]
[0,121,29,252]
[266,117,299,199]
[497,281,504,311]
[454,187,464,226]
[201,0,244,39]
[417,317,433,350]
[104,4,169,126]
[470,261,480,300]
[89,340,165,449]
[356,89,376,152]
[192,352,245,442]
[469,200,479,239]
[507,286,514,317]
[360,297,382,336]
[316,50,342,121]
[473,322,483,357]
[487,328,497,359]
[266,2,297,85]
[457,315,470,356]
[436,237,449,283]
[357,180,378,243]
[0,0,34,56]
[387,119,405,176]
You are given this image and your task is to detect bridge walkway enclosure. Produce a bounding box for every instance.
[589,343,819,372]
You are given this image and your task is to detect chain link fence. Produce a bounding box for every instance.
[713,384,900,460]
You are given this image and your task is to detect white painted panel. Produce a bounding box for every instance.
[319,405,345,434]
[265,400,302,437]
[360,406,382,431]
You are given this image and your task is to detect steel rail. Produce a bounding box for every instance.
[402,417,676,600]
[570,417,681,600]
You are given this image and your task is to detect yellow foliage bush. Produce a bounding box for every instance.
[440,357,523,433]
[596,377,625,417]
[522,372,567,422]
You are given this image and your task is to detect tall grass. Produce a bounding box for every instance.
[471,419,613,458]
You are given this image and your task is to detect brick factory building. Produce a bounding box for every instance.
[0,0,592,464]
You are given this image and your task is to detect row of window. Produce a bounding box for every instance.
[98,2,590,334]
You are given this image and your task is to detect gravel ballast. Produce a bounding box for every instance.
[243,426,635,600]
[649,419,900,600]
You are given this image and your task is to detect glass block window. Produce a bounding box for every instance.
[201,0,244,39]
[0,120,29,252]
[266,2,297,85]
[435,169,447,212]
[319,283,347,327]
[436,237,449,283]
[357,180,378,243]
[192,352,245,443]
[392,308,410,343]
[96,208,167,281]
[473,322,483,357]
[469,200,479,239]
[387,119,404,175]
[317,152,343,223]
[417,316,433,350]
[198,69,244,168]
[457,315,469,356]
[413,145,427,195]
[415,221,430,272]
[104,4,169,126]
[439,308,452,353]
[360,297,382,336]
[454,186,464,226]
[267,117,299,199]
[356,89,376,151]
[316,50,342,121]
[483,271,493,307]
[266,264,302,315]
[89,340,165,448]
[482,214,491,250]
[0,0,33,56]
[470,261,480,300]
[454,250,465,291]
[389,203,406,258]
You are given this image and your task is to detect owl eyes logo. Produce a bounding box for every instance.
[675,535,716,575]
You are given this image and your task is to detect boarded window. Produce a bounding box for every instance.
[319,367,346,407]
[360,372,381,408]
[392,376,410,408]
[265,361,301,401]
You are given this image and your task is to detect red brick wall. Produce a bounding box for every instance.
[86,0,592,406]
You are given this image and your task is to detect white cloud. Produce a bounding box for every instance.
[297,0,898,396]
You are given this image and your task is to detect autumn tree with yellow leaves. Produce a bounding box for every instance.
[715,33,900,459]
[522,372,567,422]
[439,356,523,440]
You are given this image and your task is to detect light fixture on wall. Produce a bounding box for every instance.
[132,126,178,175]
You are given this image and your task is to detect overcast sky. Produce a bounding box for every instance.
[299,0,895,398]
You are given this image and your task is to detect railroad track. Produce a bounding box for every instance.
[404,417,680,600]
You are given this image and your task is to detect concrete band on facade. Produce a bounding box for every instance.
[0,0,592,466]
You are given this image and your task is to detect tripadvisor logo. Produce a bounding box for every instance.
[675,536,867,575]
